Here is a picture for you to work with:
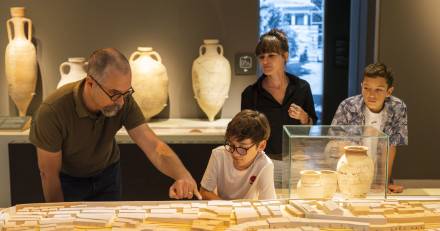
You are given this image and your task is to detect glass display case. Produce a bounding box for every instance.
[279,125,389,200]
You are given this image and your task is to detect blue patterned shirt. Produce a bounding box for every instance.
[331,95,408,146]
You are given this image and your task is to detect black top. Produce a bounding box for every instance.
[241,72,317,158]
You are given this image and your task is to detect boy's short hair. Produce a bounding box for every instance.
[225,110,271,144]
[363,63,394,87]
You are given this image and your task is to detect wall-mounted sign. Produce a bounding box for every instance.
[234,53,256,75]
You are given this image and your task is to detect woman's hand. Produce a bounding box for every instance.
[288,103,310,124]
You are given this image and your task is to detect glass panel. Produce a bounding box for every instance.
[278,125,389,200]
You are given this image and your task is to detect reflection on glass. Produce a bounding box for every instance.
[278,125,389,200]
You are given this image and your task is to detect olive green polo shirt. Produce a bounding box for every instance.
[29,80,145,177]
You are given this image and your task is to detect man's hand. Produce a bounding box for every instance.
[288,103,310,124]
[128,124,202,200]
[388,184,404,193]
[169,176,202,200]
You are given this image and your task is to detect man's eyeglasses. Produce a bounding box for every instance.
[89,75,135,102]
[224,142,256,156]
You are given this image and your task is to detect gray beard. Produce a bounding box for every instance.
[101,104,122,117]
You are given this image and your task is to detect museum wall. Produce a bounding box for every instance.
[378,0,440,179]
[0,0,259,119]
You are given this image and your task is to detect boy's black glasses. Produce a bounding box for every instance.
[224,142,256,156]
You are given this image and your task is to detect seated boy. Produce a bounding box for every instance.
[332,63,408,193]
[200,109,276,200]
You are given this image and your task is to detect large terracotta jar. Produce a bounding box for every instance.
[192,39,231,121]
[129,47,168,120]
[296,170,322,199]
[336,146,374,198]
[57,57,87,89]
[5,7,37,116]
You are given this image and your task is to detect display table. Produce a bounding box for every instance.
[0,118,230,207]
[0,199,440,230]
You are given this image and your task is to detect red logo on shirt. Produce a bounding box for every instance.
[249,176,256,185]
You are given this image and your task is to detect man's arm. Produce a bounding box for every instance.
[128,123,201,199]
[37,148,64,202]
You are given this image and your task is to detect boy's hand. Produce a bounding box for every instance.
[388,183,404,193]
[169,177,202,200]
[288,103,309,124]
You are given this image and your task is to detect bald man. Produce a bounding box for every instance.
[30,48,200,202]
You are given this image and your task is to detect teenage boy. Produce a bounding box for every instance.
[332,63,408,193]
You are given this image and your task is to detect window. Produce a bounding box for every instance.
[295,14,305,25]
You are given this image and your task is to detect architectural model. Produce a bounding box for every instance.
[1,199,440,230]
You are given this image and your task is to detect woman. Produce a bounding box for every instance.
[241,29,317,160]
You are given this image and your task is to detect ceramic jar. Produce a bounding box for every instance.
[319,170,338,199]
[296,170,322,199]
[129,47,168,120]
[336,145,374,198]
[5,7,37,116]
[57,57,87,88]
[192,39,231,121]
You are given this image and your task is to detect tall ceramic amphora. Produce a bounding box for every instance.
[129,47,168,120]
[192,39,231,121]
[336,146,374,198]
[5,7,37,116]
[57,57,87,88]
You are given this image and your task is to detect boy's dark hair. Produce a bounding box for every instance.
[225,110,271,144]
[363,63,394,87]
[255,28,289,56]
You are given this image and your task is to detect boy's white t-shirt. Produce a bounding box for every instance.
[364,107,384,131]
[200,146,276,200]
[363,107,385,160]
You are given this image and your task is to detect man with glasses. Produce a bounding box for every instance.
[332,63,408,193]
[200,109,276,200]
[30,48,201,202]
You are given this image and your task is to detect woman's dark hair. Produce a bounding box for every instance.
[255,28,289,56]
[225,109,271,144]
